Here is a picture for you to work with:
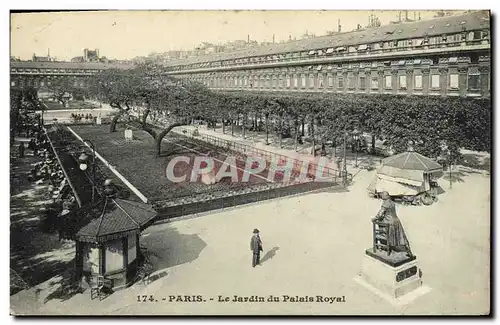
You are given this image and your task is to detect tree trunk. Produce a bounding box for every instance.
[279,113,283,149]
[301,118,305,136]
[222,117,226,134]
[155,122,187,157]
[294,117,299,152]
[265,113,269,145]
[231,118,234,136]
[371,134,376,153]
[110,112,123,133]
[242,114,246,139]
[311,117,316,157]
[141,108,150,125]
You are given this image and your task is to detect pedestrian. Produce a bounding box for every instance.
[250,229,263,267]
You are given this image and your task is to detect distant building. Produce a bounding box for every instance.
[71,56,85,63]
[84,49,100,62]
[32,51,54,62]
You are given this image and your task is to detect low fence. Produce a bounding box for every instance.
[153,180,340,220]
[176,127,352,184]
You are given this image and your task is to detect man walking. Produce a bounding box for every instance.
[250,229,263,267]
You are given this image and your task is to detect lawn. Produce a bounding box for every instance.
[69,124,284,202]
[42,100,99,111]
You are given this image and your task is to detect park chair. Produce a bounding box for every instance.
[90,274,113,301]
[372,218,390,254]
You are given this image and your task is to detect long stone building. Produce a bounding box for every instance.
[165,11,491,99]
[10,61,133,90]
[10,11,490,99]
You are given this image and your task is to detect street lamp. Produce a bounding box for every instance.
[352,128,360,167]
[78,139,96,203]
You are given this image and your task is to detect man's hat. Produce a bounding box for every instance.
[253,228,260,234]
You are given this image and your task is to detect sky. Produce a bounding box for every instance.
[10,10,452,61]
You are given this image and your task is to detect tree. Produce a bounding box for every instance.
[89,68,144,132]
[46,77,74,107]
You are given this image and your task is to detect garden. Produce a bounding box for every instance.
[69,123,324,207]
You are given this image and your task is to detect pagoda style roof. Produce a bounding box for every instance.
[77,198,157,243]
[378,150,444,183]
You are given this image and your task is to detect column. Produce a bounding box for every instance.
[421,68,430,95]
[439,67,449,96]
[478,65,490,98]
[377,69,384,94]
[458,66,468,97]
[352,70,359,93]
[99,244,106,275]
[406,69,413,95]
[391,69,398,95]
[123,237,128,270]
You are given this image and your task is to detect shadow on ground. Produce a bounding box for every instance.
[461,153,490,171]
[10,154,75,298]
[260,246,280,265]
[140,226,207,278]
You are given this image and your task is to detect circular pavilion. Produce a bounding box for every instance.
[75,189,157,290]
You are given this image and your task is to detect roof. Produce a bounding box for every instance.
[382,151,443,171]
[166,11,490,66]
[377,150,444,183]
[76,197,157,243]
[10,61,134,70]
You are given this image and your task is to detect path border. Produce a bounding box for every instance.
[67,126,149,204]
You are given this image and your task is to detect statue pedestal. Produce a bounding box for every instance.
[96,117,102,125]
[124,129,133,141]
[358,248,422,299]
[200,171,217,185]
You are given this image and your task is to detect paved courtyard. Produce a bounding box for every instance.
[11,164,490,315]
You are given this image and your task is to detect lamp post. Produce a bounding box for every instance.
[352,128,360,167]
[78,139,96,203]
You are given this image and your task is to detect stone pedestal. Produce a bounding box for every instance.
[359,248,422,299]
[124,129,133,141]
[200,170,217,185]
[96,116,102,125]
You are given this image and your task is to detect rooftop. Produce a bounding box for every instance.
[166,11,490,66]
[10,61,134,70]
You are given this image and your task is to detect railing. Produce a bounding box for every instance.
[176,127,352,184]
[153,179,337,220]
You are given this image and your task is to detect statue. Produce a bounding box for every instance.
[357,191,423,300]
[372,191,413,258]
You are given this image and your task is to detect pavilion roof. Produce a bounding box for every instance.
[76,198,157,243]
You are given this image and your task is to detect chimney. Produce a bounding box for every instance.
[47,48,50,58]
[273,34,275,43]
[338,19,341,33]
[247,34,250,43]
[405,10,408,21]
